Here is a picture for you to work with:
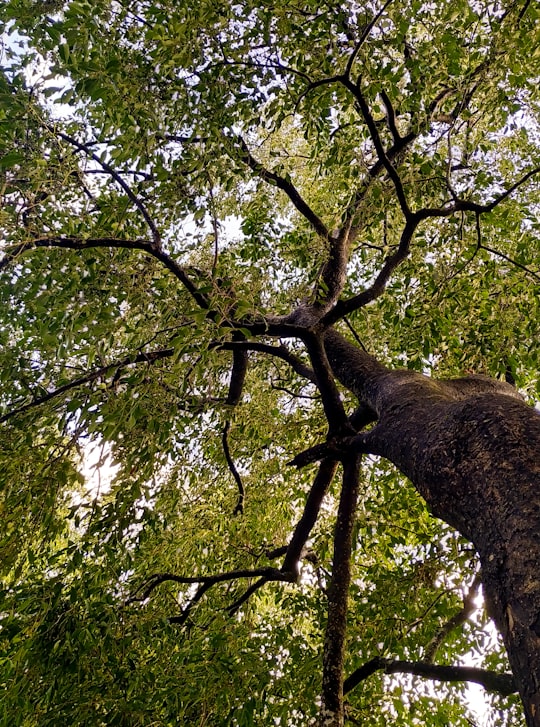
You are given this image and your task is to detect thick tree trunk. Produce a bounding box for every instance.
[324,330,540,726]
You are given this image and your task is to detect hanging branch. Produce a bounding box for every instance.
[222,420,245,516]
[222,344,249,514]
[343,657,516,697]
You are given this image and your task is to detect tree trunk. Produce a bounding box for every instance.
[324,329,540,726]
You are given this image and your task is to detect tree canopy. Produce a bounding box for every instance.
[0,1,539,725]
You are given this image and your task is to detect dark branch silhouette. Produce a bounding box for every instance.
[343,657,516,697]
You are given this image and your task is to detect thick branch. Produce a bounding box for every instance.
[324,216,422,324]
[320,454,362,726]
[343,657,516,697]
[304,332,350,433]
[282,458,339,575]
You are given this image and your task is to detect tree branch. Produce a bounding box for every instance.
[0,347,174,424]
[218,341,317,383]
[303,332,350,433]
[341,78,411,218]
[53,128,162,246]
[281,458,339,575]
[128,566,296,625]
[222,420,245,516]
[230,135,330,239]
[0,236,210,310]
[324,215,422,323]
[424,575,482,662]
[343,657,517,697]
[344,0,396,80]
[320,454,362,726]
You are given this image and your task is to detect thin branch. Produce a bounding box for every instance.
[343,657,516,697]
[227,577,268,616]
[342,78,411,217]
[420,165,540,219]
[222,421,245,516]
[127,566,294,605]
[480,244,540,281]
[324,215,421,323]
[425,575,482,662]
[344,0,396,78]
[0,348,174,423]
[53,128,162,245]
[379,89,401,144]
[0,236,210,310]
[230,135,329,239]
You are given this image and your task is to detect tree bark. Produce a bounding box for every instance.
[320,455,361,727]
[324,329,540,726]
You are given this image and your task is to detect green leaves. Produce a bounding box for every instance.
[0,0,537,724]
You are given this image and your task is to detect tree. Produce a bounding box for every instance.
[0,0,539,725]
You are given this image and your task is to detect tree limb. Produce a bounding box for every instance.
[230,135,330,239]
[53,128,162,246]
[218,340,317,383]
[424,575,482,662]
[281,458,339,575]
[303,332,350,433]
[127,566,296,626]
[341,78,411,218]
[320,454,362,726]
[222,420,245,516]
[343,657,517,697]
[0,347,174,424]
[0,236,210,310]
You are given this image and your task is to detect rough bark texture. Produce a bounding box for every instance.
[320,455,361,727]
[324,329,540,726]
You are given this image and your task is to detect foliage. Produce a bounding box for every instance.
[0,0,539,724]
